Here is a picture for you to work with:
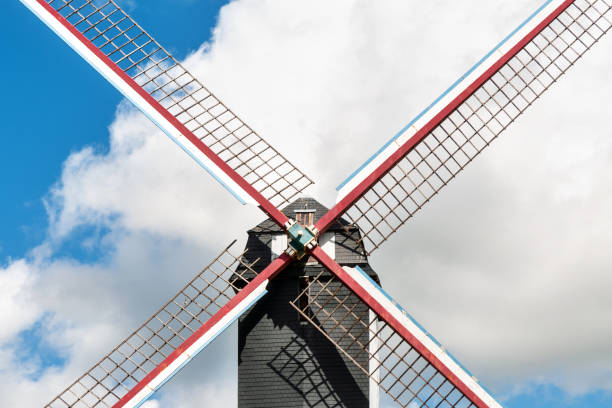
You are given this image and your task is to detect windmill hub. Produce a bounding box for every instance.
[284,219,318,259]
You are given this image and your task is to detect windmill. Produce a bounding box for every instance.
[16,0,611,407]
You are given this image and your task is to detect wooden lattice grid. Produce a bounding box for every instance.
[45,0,313,207]
[290,269,484,408]
[346,0,612,254]
[46,240,260,408]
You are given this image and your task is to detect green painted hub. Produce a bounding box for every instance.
[287,222,317,259]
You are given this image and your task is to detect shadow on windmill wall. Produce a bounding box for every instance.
[238,272,369,408]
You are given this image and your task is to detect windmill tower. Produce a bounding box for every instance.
[14,1,611,408]
[236,197,379,407]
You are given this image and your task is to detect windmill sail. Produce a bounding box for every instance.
[308,246,501,408]
[330,0,611,253]
[19,0,313,212]
[21,1,610,407]
[45,242,289,408]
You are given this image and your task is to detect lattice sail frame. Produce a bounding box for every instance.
[18,0,610,407]
[290,267,490,408]
[335,0,612,253]
[46,241,261,408]
[23,0,312,208]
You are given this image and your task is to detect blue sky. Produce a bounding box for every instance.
[0,0,228,259]
[2,1,612,407]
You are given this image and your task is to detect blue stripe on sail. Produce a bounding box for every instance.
[336,0,554,192]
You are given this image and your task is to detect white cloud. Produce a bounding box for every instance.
[45,102,261,248]
[367,25,612,394]
[0,232,237,406]
[0,260,40,344]
[2,0,611,406]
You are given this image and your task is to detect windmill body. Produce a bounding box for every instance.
[236,198,379,407]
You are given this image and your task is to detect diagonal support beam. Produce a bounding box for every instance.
[314,0,579,237]
[20,0,297,227]
[310,245,501,408]
[111,253,293,408]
